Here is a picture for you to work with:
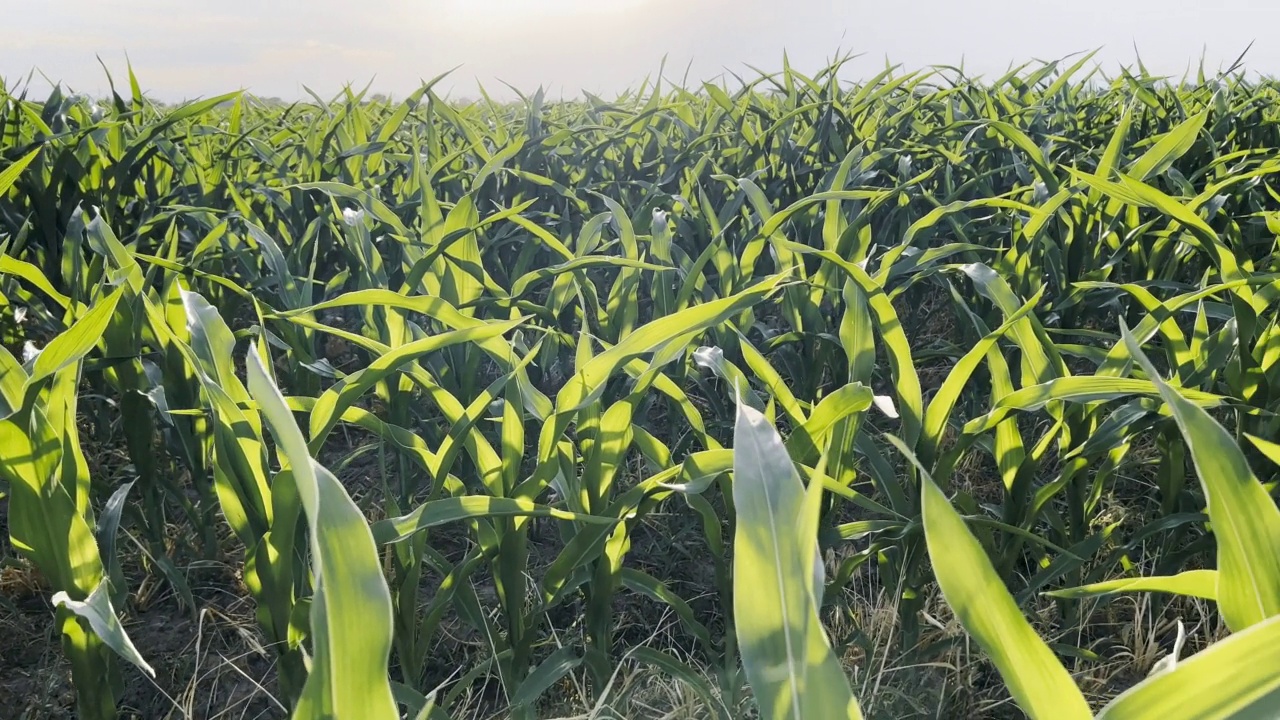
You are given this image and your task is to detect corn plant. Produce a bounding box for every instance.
[731,392,864,719]
[0,286,154,719]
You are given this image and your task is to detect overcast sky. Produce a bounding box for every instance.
[2,0,1277,101]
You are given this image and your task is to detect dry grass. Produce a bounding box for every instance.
[0,569,283,720]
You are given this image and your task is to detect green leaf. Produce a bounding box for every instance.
[985,120,1058,191]
[532,274,785,486]
[777,241,922,448]
[0,404,102,595]
[0,345,27,419]
[510,256,670,298]
[371,496,613,545]
[784,382,873,463]
[564,274,785,411]
[246,345,398,720]
[508,646,581,709]
[0,146,41,196]
[896,435,1092,720]
[920,288,1044,466]
[27,286,124,387]
[1122,324,1280,631]
[1127,109,1208,181]
[620,568,714,655]
[629,647,729,720]
[732,394,862,720]
[287,181,411,236]
[0,254,72,311]
[308,319,524,447]
[271,288,550,419]
[963,377,1227,435]
[1046,570,1219,601]
[1245,433,1280,468]
[94,480,134,601]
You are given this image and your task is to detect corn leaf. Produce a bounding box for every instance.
[1046,570,1219,601]
[898,435,1092,720]
[246,346,398,720]
[1122,324,1280,631]
[732,394,862,720]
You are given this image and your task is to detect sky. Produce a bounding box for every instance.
[2,0,1278,102]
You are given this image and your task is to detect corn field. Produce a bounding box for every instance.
[2,56,1280,719]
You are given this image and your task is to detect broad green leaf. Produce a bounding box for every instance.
[565,274,785,410]
[1128,109,1208,181]
[508,647,581,709]
[510,256,670,298]
[776,241,922,448]
[0,254,73,311]
[629,647,728,720]
[1047,570,1219,601]
[920,288,1043,465]
[1245,433,1280,468]
[270,288,551,419]
[534,275,785,474]
[620,568,714,654]
[27,286,124,387]
[732,395,862,720]
[964,377,1227,434]
[0,147,41,195]
[246,346,398,720]
[287,181,410,236]
[785,382,873,463]
[1123,325,1280,631]
[985,120,1058,191]
[0,404,102,595]
[899,436,1091,720]
[0,345,27,419]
